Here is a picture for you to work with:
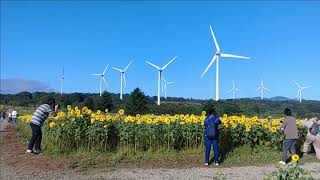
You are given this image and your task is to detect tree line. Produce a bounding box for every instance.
[1,89,320,118]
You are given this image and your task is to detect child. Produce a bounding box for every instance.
[279,108,298,165]
[204,108,221,166]
[26,98,58,154]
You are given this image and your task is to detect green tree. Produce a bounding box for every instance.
[125,88,148,115]
[84,96,95,110]
[96,91,114,111]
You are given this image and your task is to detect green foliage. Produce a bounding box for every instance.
[124,88,148,115]
[264,162,314,180]
[84,96,95,110]
[2,91,320,117]
[96,91,114,111]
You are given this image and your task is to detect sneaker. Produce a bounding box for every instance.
[215,161,219,166]
[278,161,286,165]
[204,162,209,166]
[32,149,41,154]
[26,149,32,154]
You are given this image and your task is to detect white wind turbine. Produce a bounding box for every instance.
[112,60,133,100]
[201,25,250,101]
[59,68,64,95]
[256,77,270,100]
[162,77,174,100]
[92,65,109,96]
[295,82,311,103]
[227,81,239,100]
[146,56,177,105]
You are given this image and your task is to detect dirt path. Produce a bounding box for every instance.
[1,122,320,180]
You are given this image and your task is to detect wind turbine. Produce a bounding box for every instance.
[59,68,64,95]
[227,81,239,100]
[145,56,177,105]
[295,82,311,103]
[92,65,109,96]
[256,77,270,100]
[201,25,250,101]
[162,77,174,100]
[112,60,133,100]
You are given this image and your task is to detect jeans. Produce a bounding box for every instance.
[282,139,297,162]
[12,117,16,125]
[205,139,219,163]
[28,123,42,151]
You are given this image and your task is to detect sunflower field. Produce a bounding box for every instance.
[18,105,307,153]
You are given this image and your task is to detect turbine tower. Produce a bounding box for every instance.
[112,60,133,100]
[201,25,250,101]
[60,68,64,95]
[145,56,177,105]
[256,77,270,100]
[92,65,109,96]
[295,82,311,103]
[227,81,239,100]
[162,77,174,100]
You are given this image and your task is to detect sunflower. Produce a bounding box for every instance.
[49,122,56,128]
[292,154,299,162]
[118,109,125,115]
[271,127,277,133]
[245,124,252,129]
[61,123,65,127]
[245,128,250,132]
[103,124,107,129]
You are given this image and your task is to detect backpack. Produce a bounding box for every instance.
[206,118,218,139]
[309,122,320,136]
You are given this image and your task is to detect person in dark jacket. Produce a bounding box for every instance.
[204,108,221,166]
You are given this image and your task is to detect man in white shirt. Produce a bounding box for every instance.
[11,108,17,125]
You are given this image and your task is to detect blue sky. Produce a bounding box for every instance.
[1,1,320,100]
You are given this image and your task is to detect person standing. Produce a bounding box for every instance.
[279,108,298,165]
[8,110,12,123]
[26,98,58,154]
[301,117,320,160]
[11,108,17,125]
[204,108,221,166]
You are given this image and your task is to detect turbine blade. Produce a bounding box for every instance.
[162,77,167,83]
[227,88,233,94]
[91,74,101,76]
[123,73,127,87]
[103,77,108,87]
[124,60,133,72]
[264,87,271,92]
[296,90,300,98]
[295,82,302,88]
[209,25,220,52]
[162,56,177,70]
[145,61,160,69]
[235,88,240,91]
[302,86,312,89]
[162,83,165,93]
[221,53,250,59]
[112,67,123,72]
[201,55,217,78]
[167,82,174,85]
[256,87,261,91]
[103,64,109,74]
